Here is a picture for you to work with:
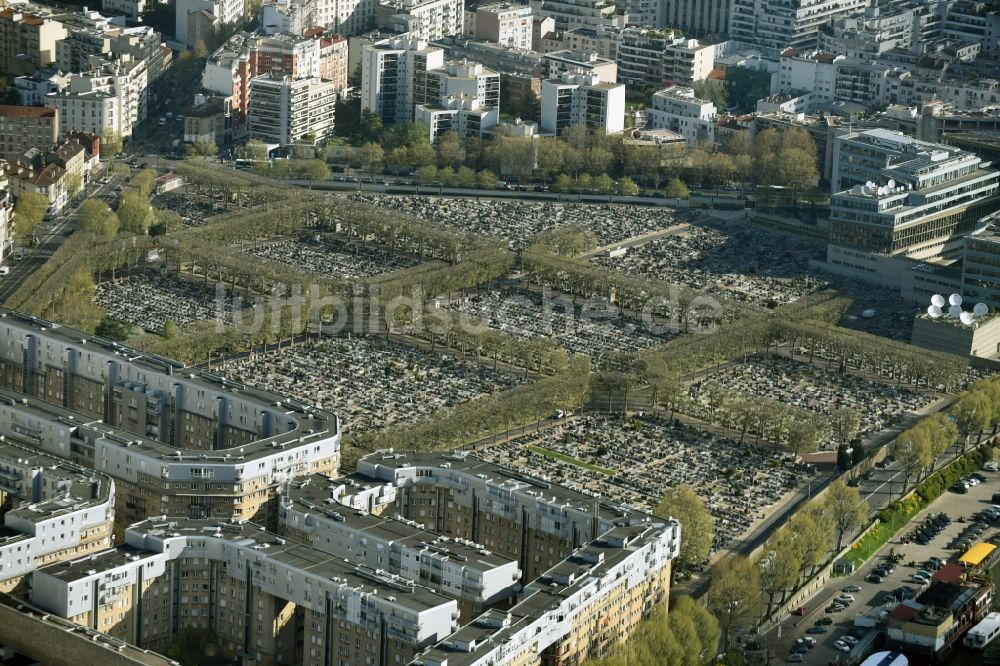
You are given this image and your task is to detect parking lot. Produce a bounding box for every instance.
[773,464,1000,664]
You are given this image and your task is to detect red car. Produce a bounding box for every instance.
[793,607,808,616]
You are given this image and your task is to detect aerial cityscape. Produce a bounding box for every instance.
[1,0,1000,665]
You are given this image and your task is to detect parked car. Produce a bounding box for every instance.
[836,594,855,604]
[788,655,804,663]
[815,617,833,626]
[834,640,852,653]
[842,585,862,593]
[842,635,859,647]
[793,606,808,616]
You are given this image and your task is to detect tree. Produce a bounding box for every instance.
[756,529,802,613]
[893,428,931,485]
[836,444,852,471]
[786,420,818,461]
[925,411,958,461]
[664,177,689,199]
[454,166,476,188]
[117,191,154,235]
[416,165,438,186]
[672,596,720,664]
[358,109,383,142]
[831,407,861,446]
[101,130,124,159]
[95,317,130,341]
[707,556,762,648]
[162,319,180,339]
[617,176,639,196]
[693,79,728,109]
[296,159,330,181]
[186,140,218,157]
[78,199,120,238]
[593,173,615,194]
[408,141,436,168]
[150,208,182,236]
[13,191,48,246]
[476,169,497,190]
[789,510,831,579]
[954,391,991,450]
[64,172,82,198]
[436,132,466,168]
[824,480,869,550]
[360,142,384,178]
[493,136,535,181]
[130,169,158,199]
[239,140,268,161]
[654,486,714,568]
[535,138,567,179]
[553,173,575,193]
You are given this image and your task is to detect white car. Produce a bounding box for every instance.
[842,635,859,646]
[834,640,851,653]
[836,594,855,604]
[842,585,862,593]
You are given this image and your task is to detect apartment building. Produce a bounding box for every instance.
[473,2,532,49]
[46,56,147,138]
[247,75,337,145]
[543,48,616,82]
[540,71,624,135]
[0,8,67,74]
[315,31,350,92]
[0,441,115,594]
[0,106,59,162]
[0,309,341,533]
[661,0,730,36]
[816,2,952,60]
[360,37,446,124]
[282,473,521,616]
[728,0,868,52]
[542,25,618,59]
[175,0,245,47]
[827,128,1000,284]
[645,84,716,146]
[616,31,714,89]
[32,517,459,663]
[2,161,69,214]
[528,0,623,32]
[376,0,463,41]
[310,0,375,36]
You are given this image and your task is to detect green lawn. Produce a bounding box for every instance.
[526,444,615,475]
[847,502,921,567]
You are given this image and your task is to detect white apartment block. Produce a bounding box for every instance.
[175,0,245,47]
[729,0,868,52]
[544,49,617,82]
[528,0,624,31]
[310,0,375,36]
[474,2,532,49]
[376,0,463,40]
[45,57,146,138]
[645,84,716,146]
[416,95,499,142]
[541,71,624,135]
[247,75,336,145]
[360,37,445,124]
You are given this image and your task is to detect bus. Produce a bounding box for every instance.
[964,611,1000,649]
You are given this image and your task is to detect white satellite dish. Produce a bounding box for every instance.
[928,305,942,318]
[960,312,975,326]
[866,180,875,189]
[948,305,962,318]
[931,294,945,307]
[887,178,896,189]
[878,186,887,196]
[949,293,963,306]
[974,302,989,317]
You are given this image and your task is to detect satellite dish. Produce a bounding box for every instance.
[851,184,862,195]
[928,305,942,318]
[974,303,989,317]
[866,180,875,189]
[948,305,962,318]
[949,293,963,306]
[931,294,945,307]
[960,312,975,326]
[862,309,876,319]
[887,178,896,189]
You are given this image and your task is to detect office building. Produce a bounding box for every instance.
[645,85,716,146]
[0,106,59,161]
[0,8,68,74]
[247,75,337,145]
[826,129,1000,289]
[540,71,624,135]
[961,223,1000,309]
